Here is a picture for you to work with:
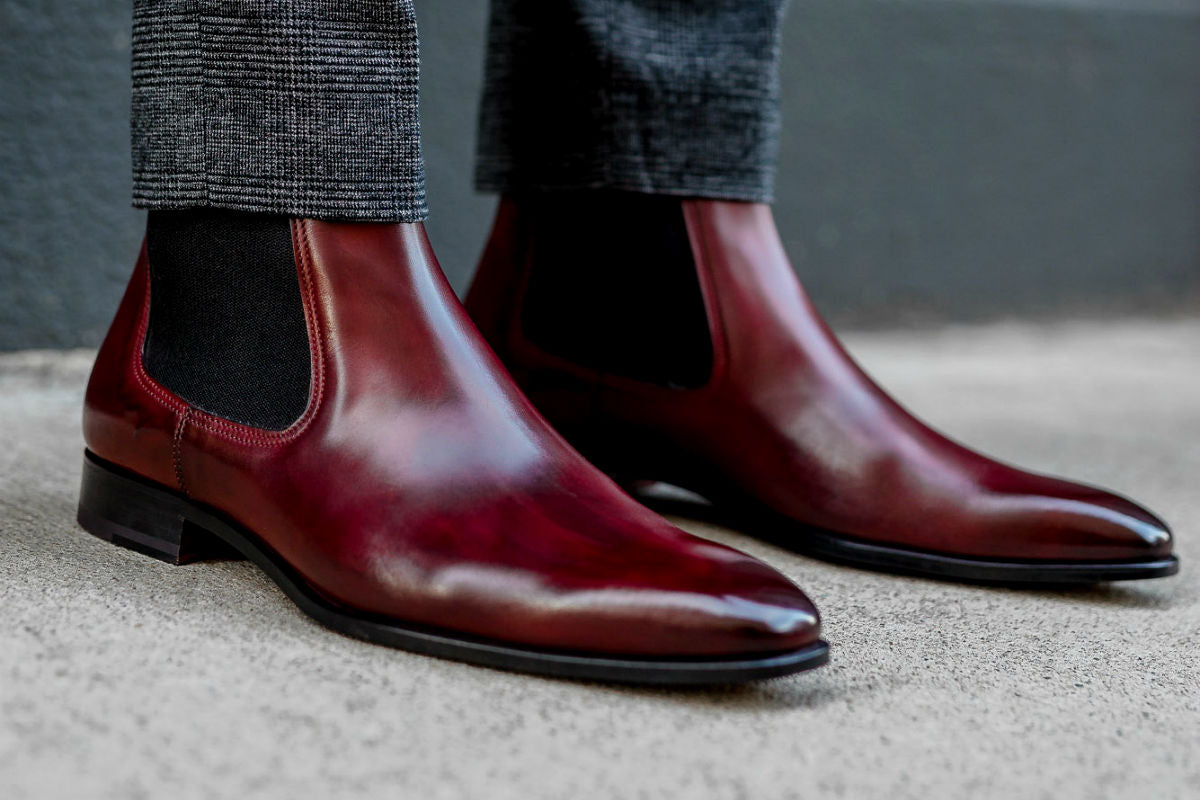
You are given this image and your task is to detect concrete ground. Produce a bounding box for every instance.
[1,318,1197,800]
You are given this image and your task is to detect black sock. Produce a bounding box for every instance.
[142,209,311,430]
[519,191,714,388]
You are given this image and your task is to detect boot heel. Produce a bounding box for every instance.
[77,451,227,565]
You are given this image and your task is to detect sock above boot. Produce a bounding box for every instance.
[143,209,311,430]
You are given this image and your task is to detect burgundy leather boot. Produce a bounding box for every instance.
[77,217,829,683]
[465,195,1178,585]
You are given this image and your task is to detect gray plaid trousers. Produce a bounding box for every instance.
[132,0,789,222]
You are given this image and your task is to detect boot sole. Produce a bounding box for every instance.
[785,526,1179,586]
[76,450,829,685]
[632,488,1180,587]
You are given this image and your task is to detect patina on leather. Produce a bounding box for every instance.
[466,198,1175,569]
[82,218,822,659]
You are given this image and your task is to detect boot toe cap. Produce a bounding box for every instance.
[557,551,823,659]
[986,481,1174,563]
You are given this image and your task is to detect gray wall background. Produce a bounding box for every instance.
[1,0,1198,349]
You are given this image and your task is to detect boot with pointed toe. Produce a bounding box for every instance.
[465,194,1177,586]
[77,216,828,684]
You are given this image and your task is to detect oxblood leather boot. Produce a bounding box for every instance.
[77,218,829,683]
[465,196,1178,585]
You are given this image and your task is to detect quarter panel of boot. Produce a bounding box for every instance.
[83,244,183,489]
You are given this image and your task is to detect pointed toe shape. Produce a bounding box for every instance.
[78,217,829,684]
[991,477,1174,562]
[1071,487,1174,558]
[466,197,1178,586]
[634,545,823,656]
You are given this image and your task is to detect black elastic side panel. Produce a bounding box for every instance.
[143,209,311,430]
[520,192,714,388]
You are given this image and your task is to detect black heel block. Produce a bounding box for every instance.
[76,450,229,565]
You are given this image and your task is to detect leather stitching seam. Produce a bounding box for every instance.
[172,407,191,496]
[131,265,189,416]
[132,220,327,448]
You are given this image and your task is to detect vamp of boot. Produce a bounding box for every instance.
[465,191,1177,586]
[76,208,828,684]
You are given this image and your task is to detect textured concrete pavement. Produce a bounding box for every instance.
[1,319,1197,799]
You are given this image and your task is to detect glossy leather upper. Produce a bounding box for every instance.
[466,198,1174,564]
[83,219,822,657]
